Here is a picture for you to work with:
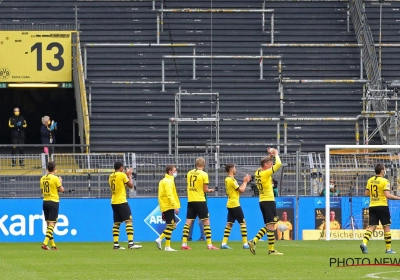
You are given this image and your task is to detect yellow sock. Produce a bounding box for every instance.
[222,225,232,244]
[182,224,190,244]
[204,225,212,246]
[126,223,134,243]
[240,223,248,244]
[164,224,174,247]
[253,226,267,243]
[363,229,372,245]
[43,225,54,245]
[384,232,392,250]
[113,223,121,244]
[267,230,275,251]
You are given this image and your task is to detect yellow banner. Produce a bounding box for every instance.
[303,229,400,240]
[0,31,72,82]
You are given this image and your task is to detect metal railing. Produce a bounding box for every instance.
[4,150,400,199]
[168,117,281,155]
[161,54,282,91]
[73,33,90,153]
[282,79,369,84]
[156,8,275,44]
[349,0,388,144]
[172,92,220,156]
[76,0,161,10]
[0,152,313,198]
[168,116,364,155]
[82,43,196,79]
[87,80,182,115]
[262,43,365,79]
[262,43,400,80]
[73,33,85,153]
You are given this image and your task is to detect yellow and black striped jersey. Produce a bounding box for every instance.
[366,176,390,207]
[225,176,240,208]
[254,155,282,202]
[40,174,62,202]
[187,169,209,202]
[109,171,129,204]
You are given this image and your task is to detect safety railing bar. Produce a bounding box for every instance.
[162,55,282,59]
[157,9,274,12]
[88,80,180,84]
[84,43,196,47]
[282,79,370,83]
[262,43,400,47]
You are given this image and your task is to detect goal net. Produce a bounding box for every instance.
[325,145,400,240]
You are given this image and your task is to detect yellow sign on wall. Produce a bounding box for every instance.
[303,229,400,240]
[0,31,72,82]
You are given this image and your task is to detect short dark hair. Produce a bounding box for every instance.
[260,156,273,167]
[375,163,385,175]
[47,161,56,172]
[225,163,234,173]
[166,164,176,174]
[114,161,124,170]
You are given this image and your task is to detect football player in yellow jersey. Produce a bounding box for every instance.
[181,157,219,250]
[360,163,400,254]
[318,210,341,231]
[40,161,64,250]
[109,161,141,250]
[220,163,251,249]
[248,147,283,255]
[274,211,293,240]
[155,165,180,252]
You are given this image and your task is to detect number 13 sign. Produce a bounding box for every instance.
[0,31,72,82]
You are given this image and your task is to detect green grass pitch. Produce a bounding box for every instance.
[1,240,400,279]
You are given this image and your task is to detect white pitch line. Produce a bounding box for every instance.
[365,271,400,280]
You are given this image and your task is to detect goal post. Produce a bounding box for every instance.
[325,145,400,241]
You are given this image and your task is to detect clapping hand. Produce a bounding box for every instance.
[125,167,133,177]
[243,174,251,183]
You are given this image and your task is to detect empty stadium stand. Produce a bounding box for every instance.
[1,0,398,154]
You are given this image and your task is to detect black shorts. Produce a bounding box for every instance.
[369,206,391,226]
[111,202,132,223]
[227,206,245,224]
[259,201,278,225]
[186,202,209,220]
[162,209,177,225]
[43,201,59,222]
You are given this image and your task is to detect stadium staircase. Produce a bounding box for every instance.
[1,0,399,153]
[363,2,400,145]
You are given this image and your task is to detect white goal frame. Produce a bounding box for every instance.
[325,145,400,241]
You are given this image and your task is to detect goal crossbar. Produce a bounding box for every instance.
[325,145,400,240]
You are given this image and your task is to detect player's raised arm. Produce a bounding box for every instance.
[238,174,251,193]
[268,148,282,171]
